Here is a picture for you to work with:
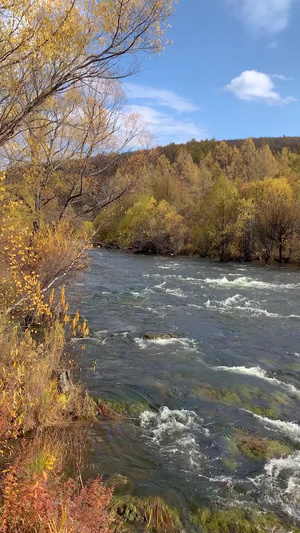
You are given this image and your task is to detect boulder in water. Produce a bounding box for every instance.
[142,333,175,341]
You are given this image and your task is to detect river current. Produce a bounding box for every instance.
[69,249,300,526]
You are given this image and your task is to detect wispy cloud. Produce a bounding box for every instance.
[123,83,205,145]
[227,0,294,35]
[224,70,296,105]
[125,104,207,145]
[125,83,199,113]
[271,73,293,80]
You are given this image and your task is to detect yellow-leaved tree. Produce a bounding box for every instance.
[114,195,187,254]
[250,177,298,263]
[0,0,175,145]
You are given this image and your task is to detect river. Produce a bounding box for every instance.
[69,249,300,526]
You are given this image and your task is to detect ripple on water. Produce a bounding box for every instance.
[213,365,300,398]
[247,412,300,443]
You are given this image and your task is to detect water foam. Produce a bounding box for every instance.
[204,294,280,318]
[140,407,209,469]
[252,452,300,521]
[165,288,187,298]
[134,336,198,351]
[214,366,300,398]
[130,288,155,298]
[157,263,181,270]
[203,276,298,291]
[153,281,167,289]
[249,413,300,443]
[144,272,300,292]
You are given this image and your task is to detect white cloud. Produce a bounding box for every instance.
[266,40,278,48]
[224,70,296,105]
[125,83,199,112]
[228,0,294,34]
[125,104,207,145]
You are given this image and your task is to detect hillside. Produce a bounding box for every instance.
[161,136,300,164]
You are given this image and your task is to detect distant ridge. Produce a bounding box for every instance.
[225,136,300,152]
[161,136,300,164]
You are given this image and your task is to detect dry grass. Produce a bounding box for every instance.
[110,495,183,533]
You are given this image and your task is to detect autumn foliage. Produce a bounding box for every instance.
[0,1,176,531]
[95,139,300,263]
[1,437,113,533]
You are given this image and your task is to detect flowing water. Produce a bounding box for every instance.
[69,249,300,525]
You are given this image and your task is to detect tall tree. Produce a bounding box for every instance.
[255,144,279,180]
[251,178,297,263]
[205,174,239,261]
[240,138,258,182]
[0,0,175,146]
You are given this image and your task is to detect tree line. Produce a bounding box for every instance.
[95,138,300,264]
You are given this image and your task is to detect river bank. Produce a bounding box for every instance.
[94,242,300,269]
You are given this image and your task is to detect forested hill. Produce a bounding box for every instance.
[94,137,300,264]
[161,137,300,164]
[226,136,300,152]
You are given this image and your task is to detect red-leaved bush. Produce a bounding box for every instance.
[0,458,113,532]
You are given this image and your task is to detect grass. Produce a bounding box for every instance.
[110,495,184,532]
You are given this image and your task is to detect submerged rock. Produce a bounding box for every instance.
[191,507,300,532]
[94,397,152,417]
[236,434,292,461]
[142,333,175,340]
[191,384,286,420]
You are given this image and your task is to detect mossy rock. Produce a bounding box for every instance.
[191,507,300,533]
[108,399,152,416]
[222,457,238,471]
[247,405,280,420]
[192,386,241,406]
[191,384,285,420]
[236,434,292,461]
[110,495,183,532]
[94,398,152,418]
[224,435,240,456]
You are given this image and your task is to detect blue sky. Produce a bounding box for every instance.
[123,0,300,145]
